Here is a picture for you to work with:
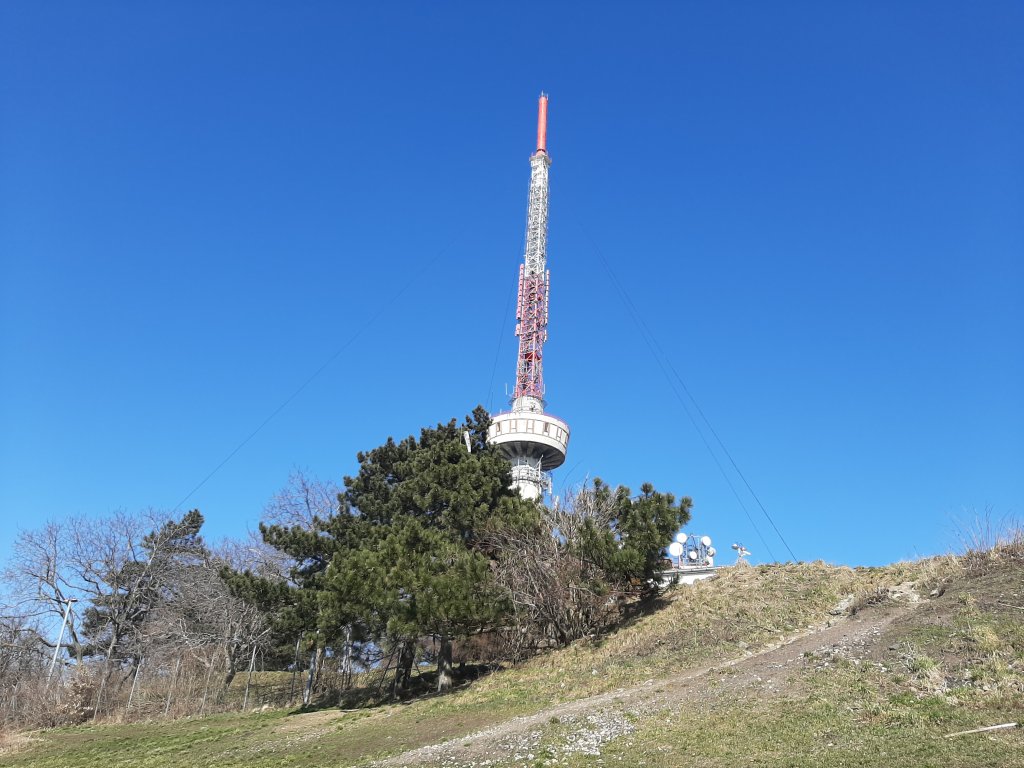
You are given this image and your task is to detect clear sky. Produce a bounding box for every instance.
[1,2,1021,568]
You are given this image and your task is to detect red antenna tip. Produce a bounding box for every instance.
[536,93,549,154]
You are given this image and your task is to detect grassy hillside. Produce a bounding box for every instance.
[3,547,1021,767]
[531,558,1024,767]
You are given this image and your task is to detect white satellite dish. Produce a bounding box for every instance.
[668,541,683,557]
[707,547,716,557]
[700,535,712,547]
[687,550,698,561]
[675,532,687,543]
[731,543,739,550]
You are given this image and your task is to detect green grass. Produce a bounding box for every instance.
[556,694,1022,768]
[512,655,1023,768]
[5,553,1020,768]
[1,692,558,768]
[586,669,1017,768]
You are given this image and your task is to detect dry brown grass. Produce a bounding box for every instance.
[955,510,1024,573]
[465,556,960,707]
[0,730,40,757]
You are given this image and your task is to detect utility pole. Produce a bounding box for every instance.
[46,596,77,682]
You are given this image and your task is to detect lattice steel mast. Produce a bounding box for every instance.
[487,94,570,501]
[514,95,551,406]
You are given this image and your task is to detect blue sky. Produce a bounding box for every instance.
[1,2,1021,567]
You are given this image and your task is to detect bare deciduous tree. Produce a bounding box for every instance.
[143,546,269,690]
[485,482,621,649]
[234,469,343,585]
[0,509,277,728]
[262,469,340,531]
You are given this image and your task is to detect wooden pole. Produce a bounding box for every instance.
[164,656,181,716]
[288,635,301,705]
[199,657,215,716]
[375,646,396,699]
[241,645,257,711]
[91,647,113,722]
[126,657,144,713]
[46,597,77,683]
[945,723,1018,738]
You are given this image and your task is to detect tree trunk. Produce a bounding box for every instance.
[436,634,454,693]
[312,646,325,692]
[394,640,415,695]
[342,625,353,691]
[221,644,237,689]
[302,647,317,706]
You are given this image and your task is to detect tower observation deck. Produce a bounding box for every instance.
[487,94,570,500]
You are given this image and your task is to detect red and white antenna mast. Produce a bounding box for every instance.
[487,93,570,501]
[513,92,552,404]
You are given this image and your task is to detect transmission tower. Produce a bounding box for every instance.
[487,93,570,500]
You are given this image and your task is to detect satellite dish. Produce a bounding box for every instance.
[675,532,687,543]
[700,535,712,547]
[668,541,683,557]
[707,547,717,557]
[731,543,739,550]
[687,550,698,561]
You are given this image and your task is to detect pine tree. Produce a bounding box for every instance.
[222,509,355,668]
[327,406,534,692]
[581,480,693,594]
[230,407,534,695]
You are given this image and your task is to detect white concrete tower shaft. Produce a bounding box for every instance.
[487,93,570,501]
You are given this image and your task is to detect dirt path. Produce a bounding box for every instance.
[376,600,915,767]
